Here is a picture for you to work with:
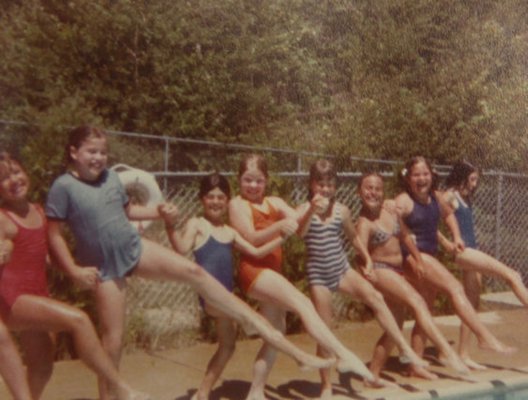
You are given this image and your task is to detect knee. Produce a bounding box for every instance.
[507,269,523,286]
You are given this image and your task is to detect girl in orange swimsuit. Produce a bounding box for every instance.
[0,151,149,400]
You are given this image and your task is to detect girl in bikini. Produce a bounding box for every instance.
[296,160,428,397]
[355,172,469,382]
[440,161,528,369]
[162,172,333,400]
[395,156,515,378]
[0,151,149,400]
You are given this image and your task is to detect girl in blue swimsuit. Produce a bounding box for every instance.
[396,156,515,379]
[441,161,528,370]
[162,173,334,400]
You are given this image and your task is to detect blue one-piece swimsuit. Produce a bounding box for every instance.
[453,191,477,249]
[193,234,234,307]
[402,195,440,257]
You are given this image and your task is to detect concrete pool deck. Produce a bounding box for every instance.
[1,292,527,400]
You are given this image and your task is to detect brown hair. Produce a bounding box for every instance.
[0,151,23,180]
[238,154,268,179]
[66,125,107,163]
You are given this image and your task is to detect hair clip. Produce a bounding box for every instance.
[401,168,407,177]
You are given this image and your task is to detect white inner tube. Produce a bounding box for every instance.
[111,164,163,232]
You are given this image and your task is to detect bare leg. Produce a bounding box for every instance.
[419,254,515,354]
[337,269,427,368]
[0,321,33,400]
[366,299,403,385]
[458,269,486,370]
[309,285,334,399]
[194,308,237,400]
[244,270,372,380]
[372,269,469,375]
[245,303,284,400]
[18,330,54,399]
[134,240,333,371]
[94,278,127,400]
[9,295,149,400]
[456,248,528,307]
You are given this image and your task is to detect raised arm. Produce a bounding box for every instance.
[163,216,199,255]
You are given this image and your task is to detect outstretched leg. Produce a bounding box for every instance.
[18,330,54,399]
[420,254,515,354]
[9,295,150,400]
[337,268,427,369]
[134,239,333,371]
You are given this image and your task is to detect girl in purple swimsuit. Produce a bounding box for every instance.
[356,172,469,382]
[440,161,528,370]
[162,173,334,400]
[395,156,515,379]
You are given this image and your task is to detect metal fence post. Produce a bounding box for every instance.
[163,137,170,194]
[495,173,503,260]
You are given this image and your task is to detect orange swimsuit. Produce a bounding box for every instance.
[238,199,282,294]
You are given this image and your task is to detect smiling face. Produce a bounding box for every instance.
[407,161,433,201]
[239,162,267,203]
[201,187,229,223]
[358,174,384,213]
[0,159,30,205]
[310,177,336,199]
[69,135,108,181]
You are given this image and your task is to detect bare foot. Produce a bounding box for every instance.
[298,355,336,372]
[399,350,429,368]
[462,357,487,371]
[438,352,471,375]
[478,338,517,355]
[114,383,151,400]
[407,365,439,380]
[319,387,332,400]
[364,377,398,389]
[336,354,374,381]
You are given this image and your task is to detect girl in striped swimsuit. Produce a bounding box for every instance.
[297,159,427,397]
[440,161,528,370]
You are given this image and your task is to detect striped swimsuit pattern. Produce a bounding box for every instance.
[304,204,350,291]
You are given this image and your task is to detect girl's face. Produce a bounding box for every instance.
[460,171,479,197]
[359,175,384,212]
[239,165,266,203]
[201,187,228,223]
[0,162,30,204]
[407,161,432,199]
[310,177,336,199]
[69,135,108,181]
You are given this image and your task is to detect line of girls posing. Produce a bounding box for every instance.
[0,125,524,400]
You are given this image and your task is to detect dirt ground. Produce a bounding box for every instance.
[1,293,527,400]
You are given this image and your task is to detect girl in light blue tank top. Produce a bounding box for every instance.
[443,161,527,369]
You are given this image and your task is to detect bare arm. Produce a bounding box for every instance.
[229,196,295,246]
[47,220,99,290]
[436,190,464,252]
[232,228,286,258]
[164,217,199,255]
[0,215,14,265]
[342,205,373,271]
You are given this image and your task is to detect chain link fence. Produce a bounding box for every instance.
[2,121,527,348]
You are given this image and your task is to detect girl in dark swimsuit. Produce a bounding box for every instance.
[395,156,516,379]
[441,161,528,370]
